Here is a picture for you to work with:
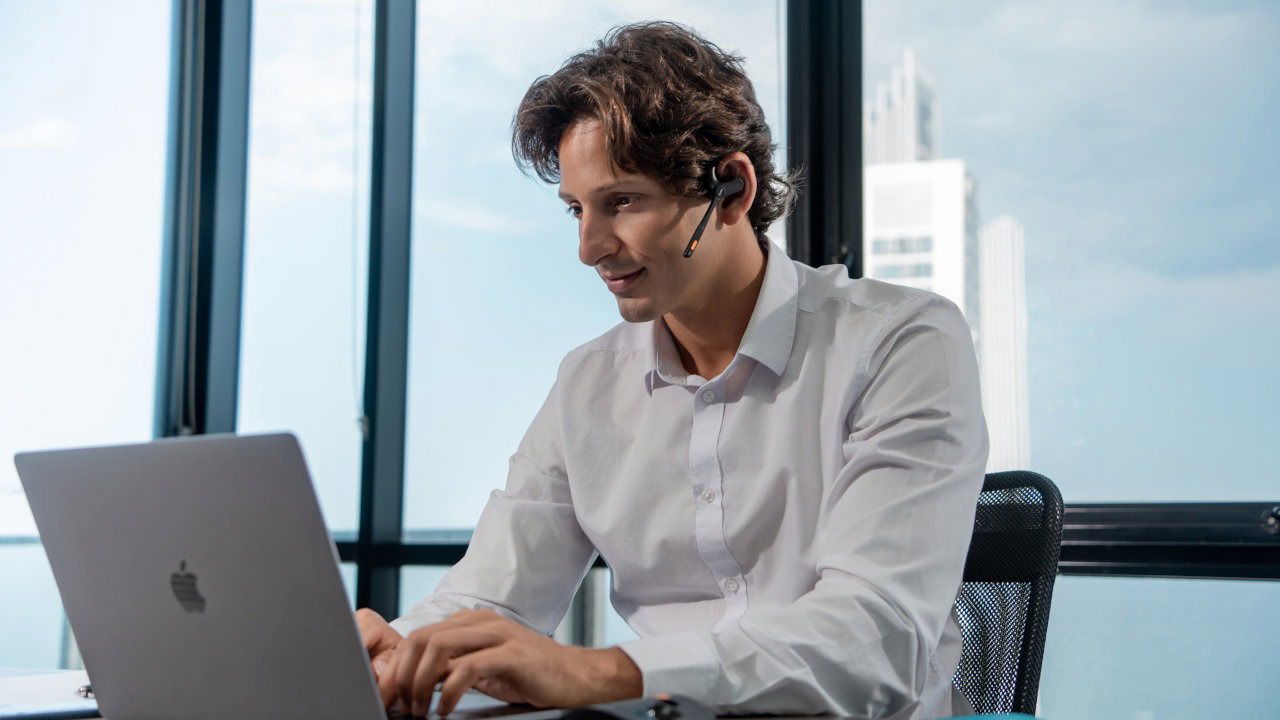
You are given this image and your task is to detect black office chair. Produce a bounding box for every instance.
[952,470,1064,715]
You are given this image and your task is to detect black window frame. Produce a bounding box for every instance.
[158,0,1279,637]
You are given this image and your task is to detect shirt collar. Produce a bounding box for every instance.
[647,242,799,394]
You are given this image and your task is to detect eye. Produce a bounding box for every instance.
[565,204,582,219]
[613,195,634,209]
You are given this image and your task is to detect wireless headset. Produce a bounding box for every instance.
[682,164,745,258]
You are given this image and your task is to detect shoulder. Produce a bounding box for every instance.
[799,260,963,329]
[553,318,650,379]
[795,261,972,374]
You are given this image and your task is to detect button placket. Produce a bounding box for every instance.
[688,383,749,630]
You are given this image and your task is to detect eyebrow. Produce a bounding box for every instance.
[557,180,635,201]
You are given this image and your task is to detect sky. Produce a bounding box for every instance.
[230,0,788,534]
[2,0,1278,704]
[864,0,1280,502]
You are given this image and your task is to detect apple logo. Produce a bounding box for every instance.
[170,560,206,613]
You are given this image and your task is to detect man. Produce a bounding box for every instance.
[358,21,987,720]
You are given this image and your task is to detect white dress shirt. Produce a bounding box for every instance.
[392,244,989,719]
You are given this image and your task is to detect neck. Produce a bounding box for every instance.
[664,235,767,380]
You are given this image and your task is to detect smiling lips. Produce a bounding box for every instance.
[603,268,644,293]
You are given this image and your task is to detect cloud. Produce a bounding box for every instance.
[863,1,1267,146]
[416,197,524,235]
[1036,258,1280,343]
[246,0,788,200]
[244,0,373,205]
[864,0,1280,284]
[0,117,77,151]
[415,0,785,130]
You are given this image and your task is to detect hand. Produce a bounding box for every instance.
[381,608,642,716]
[356,608,404,682]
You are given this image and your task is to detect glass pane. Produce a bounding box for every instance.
[339,562,357,609]
[404,1,788,533]
[0,544,64,669]
[399,566,451,615]
[597,568,639,647]
[1040,576,1280,718]
[0,0,170,668]
[237,0,373,533]
[862,1,1280,501]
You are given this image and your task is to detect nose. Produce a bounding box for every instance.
[577,209,620,267]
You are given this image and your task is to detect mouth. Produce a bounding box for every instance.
[603,268,644,294]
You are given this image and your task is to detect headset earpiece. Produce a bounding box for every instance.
[683,164,746,258]
[710,166,745,201]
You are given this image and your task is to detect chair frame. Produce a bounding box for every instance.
[953,470,1064,715]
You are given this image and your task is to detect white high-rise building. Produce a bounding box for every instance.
[863,47,1032,473]
[863,47,941,165]
[862,160,981,344]
[978,216,1031,472]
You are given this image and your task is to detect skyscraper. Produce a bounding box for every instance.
[863,47,941,165]
[863,160,981,342]
[863,47,1030,473]
[979,216,1031,472]
[863,48,978,339]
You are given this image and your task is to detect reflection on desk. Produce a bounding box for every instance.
[0,670,1036,720]
[0,668,97,720]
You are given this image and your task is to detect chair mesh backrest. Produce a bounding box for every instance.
[952,471,1063,715]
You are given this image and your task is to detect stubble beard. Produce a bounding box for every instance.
[616,297,659,324]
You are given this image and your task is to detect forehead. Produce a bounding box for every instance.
[557,119,653,199]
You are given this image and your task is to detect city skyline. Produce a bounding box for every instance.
[4,6,1278,713]
[862,46,1031,474]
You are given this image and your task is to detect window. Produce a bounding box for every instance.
[873,235,934,254]
[864,2,1280,714]
[863,0,1280,497]
[402,3,788,535]
[0,0,171,667]
[1040,576,1280,717]
[874,261,933,278]
[400,3,787,642]
[236,0,373,535]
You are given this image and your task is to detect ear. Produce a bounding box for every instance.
[714,152,757,226]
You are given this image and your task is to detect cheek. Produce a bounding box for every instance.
[620,210,685,254]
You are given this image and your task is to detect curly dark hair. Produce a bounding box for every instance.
[511,21,799,235]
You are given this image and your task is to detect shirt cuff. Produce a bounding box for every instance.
[389,609,444,637]
[616,631,720,701]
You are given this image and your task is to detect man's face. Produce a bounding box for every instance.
[557,120,708,323]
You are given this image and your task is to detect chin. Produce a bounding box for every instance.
[616,298,659,324]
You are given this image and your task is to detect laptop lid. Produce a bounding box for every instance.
[14,432,386,720]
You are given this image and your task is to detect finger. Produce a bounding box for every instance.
[394,638,429,711]
[355,609,384,648]
[376,647,401,708]
[409,628,506,715]
[436,648,514,717]
[356,608,402,657]
[387,618,473,710]
[370,638,401,678]
[391,612,511,711]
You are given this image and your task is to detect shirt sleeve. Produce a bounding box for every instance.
[617,294,989,718]
[391,368,597,637]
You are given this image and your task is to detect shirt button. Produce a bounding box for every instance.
[724,578,741,594]
[701,490,716,503]
[702,390,715,403]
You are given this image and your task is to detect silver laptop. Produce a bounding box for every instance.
[14,432,528,720]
